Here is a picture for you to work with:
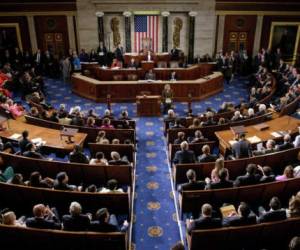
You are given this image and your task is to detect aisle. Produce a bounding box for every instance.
[132,117,182,250]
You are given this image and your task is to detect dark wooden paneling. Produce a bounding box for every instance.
[223,15,257,54]
[0,16,31,51]
[261,15,300,54]
[34,15,69,55]
[216,1,300,11]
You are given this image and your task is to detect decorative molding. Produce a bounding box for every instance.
[0,11,76,17]
[96,11,104,17]
[188,11,198,17]
[161,11,170,17]
[123,11,132,17]
[216,10,300,15]
[92,0,199,4]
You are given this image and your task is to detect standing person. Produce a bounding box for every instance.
[114,43,124,64]
[162,84,174,114]
[61,56,72,83]
[97,41,108,66]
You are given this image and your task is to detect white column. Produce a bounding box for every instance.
[216,15,225,53]
[67,15,76,51]
[27,15,38,52]
[253,15,264,56]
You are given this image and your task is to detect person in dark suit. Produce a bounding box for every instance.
[231,133,252,159]
[276,134,294,151]
[198,144,218,163]
[26,204,61,230]
[69,145,89,164]
[62,202,90,231]
[97,41,108,66]
[234,164,260,187]
[258,197,287,223]
[223,202,257,227]
[173,141,197,165]
[170,46,180,60]
[178,169,205,192]
[174,131,186,145]
[206,168,233,190]
[187,130,208,144]
[53,171,77,191]
[253,139,278,156]
[23,143,44,159]
[108,151,130,165]
[90,207,128,232]
[145,69,156,81]
[127,58,138,69]
[258,165,275,183]
[187,203,222,234]
[114,43,124,63]
[19,130,31,153]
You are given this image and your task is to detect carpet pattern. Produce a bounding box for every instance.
[27,78,249,249]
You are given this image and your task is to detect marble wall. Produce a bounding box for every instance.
[76,0,216,57]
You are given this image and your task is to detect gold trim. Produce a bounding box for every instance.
[268,22,300,64]
[216,10,300,16]
[0,11,76,17]
[0,23,23,51]
[133,11,160,15]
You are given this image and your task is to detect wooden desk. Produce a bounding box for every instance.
[0,119,87,154]
[136,95,161,116]
[215,115,300,154]
[72,71,223,103]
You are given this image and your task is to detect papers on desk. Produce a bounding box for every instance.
[270,131,288,138]
[111,67,120,70]
[101,65,108,69]
[9,133,21,140]
[32,137,46,146]
[247,136,262,144]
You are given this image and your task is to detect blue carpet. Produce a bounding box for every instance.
[33,77,249,249]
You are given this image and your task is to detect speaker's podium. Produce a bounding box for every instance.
[136,94,161,116]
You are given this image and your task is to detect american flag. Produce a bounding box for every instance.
[134,15,159,53]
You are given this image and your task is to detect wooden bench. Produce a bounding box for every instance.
[169,141,216,162]
[279,96,300,117]
[88,143,135,165]
[174,147,300,186]
[167,112,272,144]
[187,217,300,250]
[179,177,300,217]
[0,221,128,250]
[24,115,136,144]
[0,181,131,218]
[0,152,133,187]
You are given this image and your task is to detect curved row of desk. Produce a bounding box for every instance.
[72,64,224,103]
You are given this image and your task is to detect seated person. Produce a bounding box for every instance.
[170,71,177,81]
[111,58,122,68]
[112,138,120,144]
[96,130,108,144]
[174,131,185,144]
[253,139,277,156]
[169,118,184,129]
[0,166,15,182]
[89,152,108,166]
[187,130,208,144]
[257,165,275,183]
[276,165,294,181]
[206,168,233,189]
[100,118,114,129]
[189,118,202,129]
[58,103,68,118]
[23,143,44,159]
[62,201,90,231]
[223,202,257,226]
[127,58,138,69]
[70,112,84,126]
[145,69,156,81]
[86,117,98,128]
[210,158,229,183]
[287,194,300,218]
[119,110,131,120]
[19,130,31,153]
[27,171,53,188]
[293,126,300,148]
[2,211,25,227]
[69,145,89,164]
[108,151,130,165]
[90,207,128,232]
[6,173,25,185]
[164,109,177,127]
[198,145,218,163]
[102,109,114,120]
[99,179,124,193]
[162,84,174,114]
[258,197,287,223]
[53,172,77,191]
[275,134,294,151]
[234,164,260,187]
[26,204,61,229]
[231,110,244,122]
[29,106,40,118]
[173,141,197,165]
[186,203,222,234]
[178,169,205,192]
